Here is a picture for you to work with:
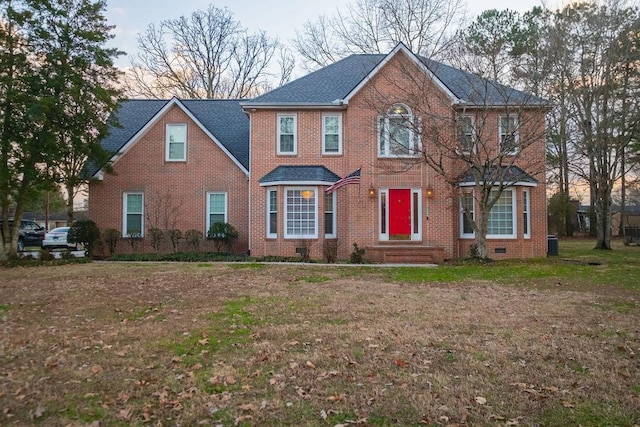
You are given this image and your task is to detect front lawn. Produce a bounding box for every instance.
[0,238,638,426]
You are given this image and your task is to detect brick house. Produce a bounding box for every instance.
[242,43,547,262]
[89,43,548,261]
[89,98,250,253]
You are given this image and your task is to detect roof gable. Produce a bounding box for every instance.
[92,97,249,177]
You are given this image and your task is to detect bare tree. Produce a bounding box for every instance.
[293,0,466,71]
[550,2,640,249]
[362,49,547,259]
[125,5,291,99]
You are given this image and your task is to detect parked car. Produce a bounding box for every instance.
[41,226,78,250]
[0,220,46,251]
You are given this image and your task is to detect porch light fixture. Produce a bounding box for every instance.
[425,187,434,198]
[368,184,376,198]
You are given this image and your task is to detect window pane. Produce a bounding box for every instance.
[281,116,293,133]
[268,190,277,235]
[126,214,142,234]
[413,192,419,234]
[324,116,338,133]
[324,193,334,236]
[500,116,518,152]
[169,125,186,142]
[325,135,339,152]
[379,118,386,155]
[487,190,513,235]
[380,192,386,234]
[209,213,225,225]
[457,116,473,152]
[389,118,410,154]
[461,193,474,235]
[127,194,142,213]
[286,189,316,237]
[169,142,184,159]
[280,135,294,152]
[523,190,529,236]
[209,194,225,214]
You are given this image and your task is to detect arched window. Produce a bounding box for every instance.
[378,103,419,157]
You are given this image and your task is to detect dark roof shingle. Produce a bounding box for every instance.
[246,47,547,107]
[259,165,340,185]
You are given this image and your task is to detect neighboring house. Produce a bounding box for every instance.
[89,43,548,261]
[89,98,249,254]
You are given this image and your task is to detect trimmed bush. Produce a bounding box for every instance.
[103,228,120,256]
[207,222,238,253]
[68,220,100,257]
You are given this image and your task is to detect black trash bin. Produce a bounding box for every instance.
[547,235,559,256]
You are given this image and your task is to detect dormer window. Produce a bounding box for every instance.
[378,103,419,157]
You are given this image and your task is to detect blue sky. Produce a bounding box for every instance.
[104,0,550,68]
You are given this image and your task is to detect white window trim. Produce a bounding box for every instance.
[523,189,531,239]
[277,114,297,155]
[284,187,318,239]
[460,191,475,238]
[206,192,228,234]
[487,188,517,239]
[322,113,342,155]
[378,188,422,241]
[324,191,336,238]
[267,188,277,238]
[123,192,144,237]
[499,115,519,155]
[165,123,187,162]
[457,115,475,155]
[378,104,420,158]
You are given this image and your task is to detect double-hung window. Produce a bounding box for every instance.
[324,192,336,238]
[457,115,475,154]
[487,189,516,238]
[123,192,144,237]
[322,114,342,154]
[206,192,227,233]
[284,187,317,238]
[277,114,297,154]
[267,189,277,238]
[379,103,419,157]
[499,115,519,154]
[460,191,475,238]
[166,124,187,161]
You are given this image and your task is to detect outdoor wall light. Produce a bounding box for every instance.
[368,184,376,198]
[425,187,434,198]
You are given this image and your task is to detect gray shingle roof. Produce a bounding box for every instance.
[245,47,547,107]
[92,98,249,176]
[459,165,538,185]
[259,165,340,185]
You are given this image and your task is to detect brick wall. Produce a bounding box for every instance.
[89,105,249,255]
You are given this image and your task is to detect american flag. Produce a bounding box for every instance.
[326,168,361,194]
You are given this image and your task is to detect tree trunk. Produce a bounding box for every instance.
[475,206,490,259]
[66,186,74,225]
[594,185,612,250]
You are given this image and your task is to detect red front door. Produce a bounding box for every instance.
[389,189,411,240]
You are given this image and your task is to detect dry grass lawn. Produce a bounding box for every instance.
[1,252,639,425]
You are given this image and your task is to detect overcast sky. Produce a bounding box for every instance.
[104,0,559,68]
